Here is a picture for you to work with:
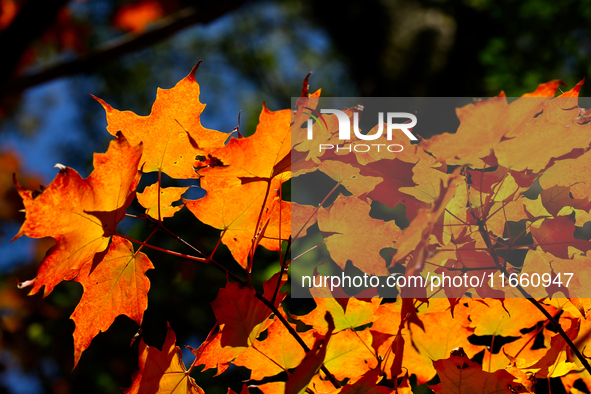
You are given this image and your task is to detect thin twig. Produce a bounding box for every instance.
[270,266,286,307]
[117,233,208,262]
[153,220,247,284]
[158,223,208,259]
[249,180,273,274]
[134,228,158,255]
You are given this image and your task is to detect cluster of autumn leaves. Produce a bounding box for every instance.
[12,63,591,393]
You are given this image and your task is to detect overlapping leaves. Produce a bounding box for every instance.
[12,66,591,394]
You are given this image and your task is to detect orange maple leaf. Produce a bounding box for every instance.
[530,213,591,259]
[285,313,335,394]
[94,63,228,179]
[430,348,527,393]
[210,281,271,347]
[420,81,563,168]
[125,323,204,394]
[13,134,142,296]
[318,194,400,276]
[233,318,309,380]
[189,330,246,376]
[295,286,382,335]
[185,178,289,269]
[193,273,287,374]
[71,235,153,367]
[338,369,394,394]
[185,104,295,268]
[137,184,190,219]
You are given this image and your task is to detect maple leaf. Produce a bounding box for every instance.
[285,313,334,394]
[197,103,291,182]
[192,273,287,375]
[94,63,228,179]
[233,318,309,380]
[316,159,382,198]
[318,194,400,276]
[295,287,381,335]
[13,134,142,296]
[338,369,393,394]
[522,317,580,378]
[326,152,422,219]
[464,168,530,235]
[420,81,561,167]
[71,235,153,367]
[482,326,551,373]
[125,323,204,394]
[463,298,557,337]
[540,148,591,200]
[539,185,591,217]
[530,213,591,259]
[189,330,246,376]
[372,300,481,384]
[391,170,460,272]
[210,281,270,347]
[185,178,289,269]
[494,81,591,172]
[323,328,377,381]
[137,184,190,219]
[420,81,590,173]
[523,248,591,301]
[210,273,285,348]
[185,101,305,267]
[345,131,451,207]
[430,348,527,394]
[559,317,591,391]
[184,88,320,267]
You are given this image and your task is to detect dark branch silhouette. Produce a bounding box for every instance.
[0,0,247,96]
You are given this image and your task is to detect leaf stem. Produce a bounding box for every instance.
[210,228,227,260]
[445,266,499,272]
[156,223,246,284]
[292,178,345,241]
[188,322,219,374]
[134,228,158,255]
[117,233,208,263]
[158,223,208,258]
[157,170,162,222]
[250,180,273,273]
[270,266,286,307]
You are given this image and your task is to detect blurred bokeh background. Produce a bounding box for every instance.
[2,0,591,393]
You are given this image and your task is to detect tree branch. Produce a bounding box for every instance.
[0,0,247,96]
[0,0,70,83]
[254,292,341,389]
[476,219,591,376]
